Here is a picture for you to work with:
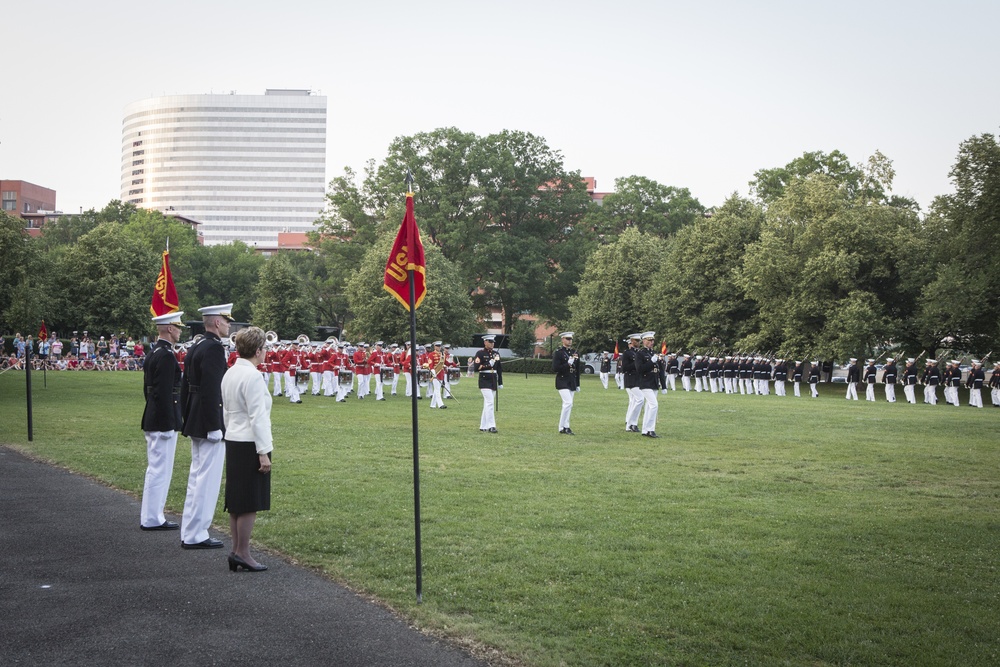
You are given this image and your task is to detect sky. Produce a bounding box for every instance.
[2,0,998,215]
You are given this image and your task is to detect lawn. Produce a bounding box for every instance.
[2,369,998,666]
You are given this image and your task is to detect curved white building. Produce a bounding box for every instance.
[121,90,327,247]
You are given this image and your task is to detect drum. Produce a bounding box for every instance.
[447,367,461,384]
[380,365,394,382]
[295,369,310,393]
[338,368,354,386]
[417,368,432,388]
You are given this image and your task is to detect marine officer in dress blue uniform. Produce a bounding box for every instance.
[553,332,580,435]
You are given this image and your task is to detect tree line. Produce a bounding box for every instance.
[1,129,996,362]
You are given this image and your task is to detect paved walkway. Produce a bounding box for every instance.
[0,446,489,667]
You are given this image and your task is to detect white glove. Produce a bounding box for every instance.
[498,385,503,389]
[651,354,659,363]
[207,429,223,443]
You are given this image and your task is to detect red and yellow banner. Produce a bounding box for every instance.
[383,193,427,311]
[38,320,48,342]
[150,248,180,316]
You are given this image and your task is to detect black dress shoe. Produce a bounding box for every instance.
[560,428,575,435]
[229,553,268,572]
[141,521,179,531]
[182,538,224,550]
[643,431,660,438]
[488,427,498,433]
[439,405,447,409]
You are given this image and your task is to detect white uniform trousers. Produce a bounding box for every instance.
[443,377,453,398]
[357,373,370,399]
[846,382,858,400]
[375,373,385,400]
[903,384,916,403]
[884,384,896,402]
[792,381,801,397]
[404,372,419,397]
[429,378,444,408]
[923,385,937,404]
[600,372,609,389]
[615,373,625,390]
[681,376,692,391]
[810,382,819,398]
[141,430,178,528]
[392,371,400,395]
[694,377,704,392]
[271,371,283,396]
[969,388,982,408]
[943,386,954,405]
[323,370,335,396]
[336,375,350,401]
[180,437,225,545]
[558,388,574,431]
[745,378,755,394]
[640,389,658,434]
[991,387,1000,406]
[625,387,644,430]
[480,389,496,429]
[285,372,301,402]
[311,371,322,395]
[667,374,677,391]
[775,381,786,397]
[865,383,875,401]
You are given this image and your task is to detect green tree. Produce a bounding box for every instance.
[567,227,669,352]
[346,233,477,345]
[251,254,315,338]
[586,175,705,239]
[190,242,266,323]
[121,208,202,316]
[750,150,873,205]
[914,133,1000,354]
[649,194,764,352]
[0,211,47,334]
[509,318,537,358]
[47,222,158,337]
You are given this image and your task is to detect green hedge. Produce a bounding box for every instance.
[500,357,555,375]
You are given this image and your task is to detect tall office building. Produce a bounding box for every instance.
[121,90,327,248]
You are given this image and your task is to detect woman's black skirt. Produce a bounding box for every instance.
[224,440,271,514]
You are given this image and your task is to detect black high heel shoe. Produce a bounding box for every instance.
[229,553,268,572]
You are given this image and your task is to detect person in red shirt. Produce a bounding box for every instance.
[336,343,352,401]
[321,341,337,397]
[353,343,370,400]
[268,345,285,397]
[401,342,420,399]
[309,344,326,396]
[283,342,303,403]
[390,343,402,396]
[370,341,388,401]
[424,341,447,409]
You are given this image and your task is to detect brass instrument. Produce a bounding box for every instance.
[265,331,279,347]
[296,334,310,346]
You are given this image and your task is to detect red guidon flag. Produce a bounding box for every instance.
[383,193,427,311]
[39,320,48,342]
[150,244,180,316]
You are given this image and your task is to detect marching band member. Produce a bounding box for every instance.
[371,341,388,401]
[353,342,370,400]
[637,332,663,438]
[309,343,325,396]
[967,359,985,408]
[390,343,402,396]
[442,344,457,399]
[267,344,284,397]
[336,343,351,402]
[321,341,336,397]
[622,334,643,433]
[473,335,502,432]
[553,332,580,434]
[402,341,418,398]
[882,358,897,403]
[284,341,303,404]
[425,341,447,409]
[863,359,878,401]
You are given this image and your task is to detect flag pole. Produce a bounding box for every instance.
[405,169,423,603]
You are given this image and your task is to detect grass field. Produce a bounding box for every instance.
[2,369,998,666]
